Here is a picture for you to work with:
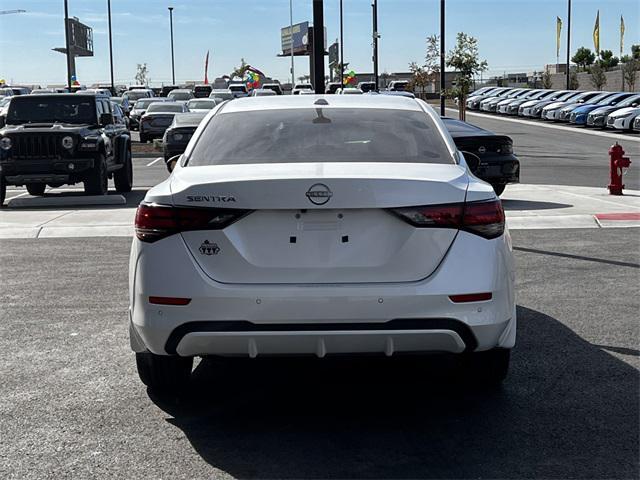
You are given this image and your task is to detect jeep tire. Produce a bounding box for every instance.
[0,175,6,207]
[84,153,108,196]
[139,132,148,143]
[26,183,46,196]
[114,147,133,193]
[136,352,193,392]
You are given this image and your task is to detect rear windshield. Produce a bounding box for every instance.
[125,91,150,100]
[147,103,184,113]
[188,100,216,109]
[135,99,161,109]
[188,108,453,166]
[6,96,96,125]
[210,92,233,100]
[168,91,192,101]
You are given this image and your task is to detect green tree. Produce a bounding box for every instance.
[598,50,619,70]
[572,47,596,71]
[424,35,441,80]
[135,63,148,86]
[542,69,553,89]
[632,44,640,60]
[445,33,488,121]
[407,62,431,94]
[622,59,638,91]
[231,58,250,80]
[590,63,607,90]
[569,70,580,90]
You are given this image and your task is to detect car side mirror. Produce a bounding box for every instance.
[99,113,113,126]
[166,154,181,173]
[461,151,480,173]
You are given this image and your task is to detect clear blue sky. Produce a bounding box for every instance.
[0,0,638,86]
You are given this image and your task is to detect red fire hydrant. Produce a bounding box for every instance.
[608,143,631,195]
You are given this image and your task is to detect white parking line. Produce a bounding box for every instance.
[445,108,640,143]
[146,157,162,167]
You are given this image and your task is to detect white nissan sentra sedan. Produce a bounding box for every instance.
[129,95,516,392]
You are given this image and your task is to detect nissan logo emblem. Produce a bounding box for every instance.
[305,183,332,205]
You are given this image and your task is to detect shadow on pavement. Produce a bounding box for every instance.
[501,199,573,211]
[150,306,639,479]
[3,188,147,210]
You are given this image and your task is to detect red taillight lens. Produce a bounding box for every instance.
[449,292,492,303]
[149,296,191,306]
[390,199,504,239]
[135,203,250,243]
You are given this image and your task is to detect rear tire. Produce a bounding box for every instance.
[461,348,510,385]
[139,133,148,143]
[113,147,133,193]
[84,154,108,196]
[491,184,506,196]
[136,352,193,392]
[26,183,46,196]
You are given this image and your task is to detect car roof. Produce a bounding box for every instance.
[220,94,423,113]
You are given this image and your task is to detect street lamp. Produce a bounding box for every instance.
[168,6,175,85]
[566,0,571,89]
[372,0,379,91]
[289,0,294,87]
[440,0,445,116]
[339,0,344,90]
[107,0,114,93]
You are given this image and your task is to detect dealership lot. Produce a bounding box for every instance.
[1,110,638,478]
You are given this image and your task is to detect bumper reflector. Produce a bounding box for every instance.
[449,292,492,303]
[149,296,192,306]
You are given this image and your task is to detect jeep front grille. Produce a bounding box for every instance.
[11,134,66,159]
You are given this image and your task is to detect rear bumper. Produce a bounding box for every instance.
[1,157,94,185]
[129,230,517,357]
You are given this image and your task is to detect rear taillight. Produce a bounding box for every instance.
[135,203,250,243]
[391,199,505,239]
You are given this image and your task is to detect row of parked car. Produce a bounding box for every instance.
[467,87,640,132]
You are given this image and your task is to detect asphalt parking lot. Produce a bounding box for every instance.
[1,113,638,479]
[1,228,638,479]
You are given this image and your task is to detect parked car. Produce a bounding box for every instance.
[30,88,57,95]
[167,89,194,102]
[467,87,511,110]
[292,83,313,95]
[559,92,632,124]
[123,89,153,103]
[358,81,377,93]
[586,94,640,128]
[162,111,208,163]
[186,98,219,112]
[297,89,316,95]
[249,88,277,97]
[633,114,640,132]
[228,84,249,98]
[0,97,11,127]
[0,93,132,204]
[519,90,578,117]
[129,98,165,130]
[541,91,607,121]
[443,117,519,196]
[110,96,131,117]
[481,88,529,112]
[606,106,640,131]
[160,85,180,97]
[139,102,188,143]
[209,89,234,101]
[193,85,213,98]
[326,82,342,94]
[387,80,409,91]
[497,89,551,115]
[129,95,515,392]
[262,83,284,95]
[85,88,112,97]
[337,88,364,94]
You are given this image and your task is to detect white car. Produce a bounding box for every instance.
[249,88,277,97]
[336,88,364,94]
[129,95,516,392]
[186,98,218,113]
[292,83,314,95]
[606,106,640,130]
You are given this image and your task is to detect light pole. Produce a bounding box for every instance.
[64,0,72,91]
[372,0,379,90]
[312,0,325,93]
[168,6,175,85]
[289,0,294,87]
[107,0,114,93]
[339,0,344,90]
[440,0,445,116]
[566,0,571,89]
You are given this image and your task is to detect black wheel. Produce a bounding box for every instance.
[491,184,506,196]
[114,147,133,193]
[139,133,148,143]
[136,352,193,392]
[26,183,46,196]
[0,175,6,207]
[461,348,510,385]
[84,154,108,195]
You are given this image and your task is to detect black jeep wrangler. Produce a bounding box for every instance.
[0,93,133,205]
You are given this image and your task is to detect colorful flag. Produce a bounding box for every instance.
[204,50,210,85]
[556,16,562,59]
[620,16,625,57]
[593,11,600,56]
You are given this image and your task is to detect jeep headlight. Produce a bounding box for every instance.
[79,137,99,149]
[0,136,11,150]
[61,136,74,149]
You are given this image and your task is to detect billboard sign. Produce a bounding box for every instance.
[281,21,309,55]
[329,42,339,66]
[67,17,94,57]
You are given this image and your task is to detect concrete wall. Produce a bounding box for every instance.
[549,70,640,91]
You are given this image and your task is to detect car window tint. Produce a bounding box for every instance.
[188,108,454,166]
